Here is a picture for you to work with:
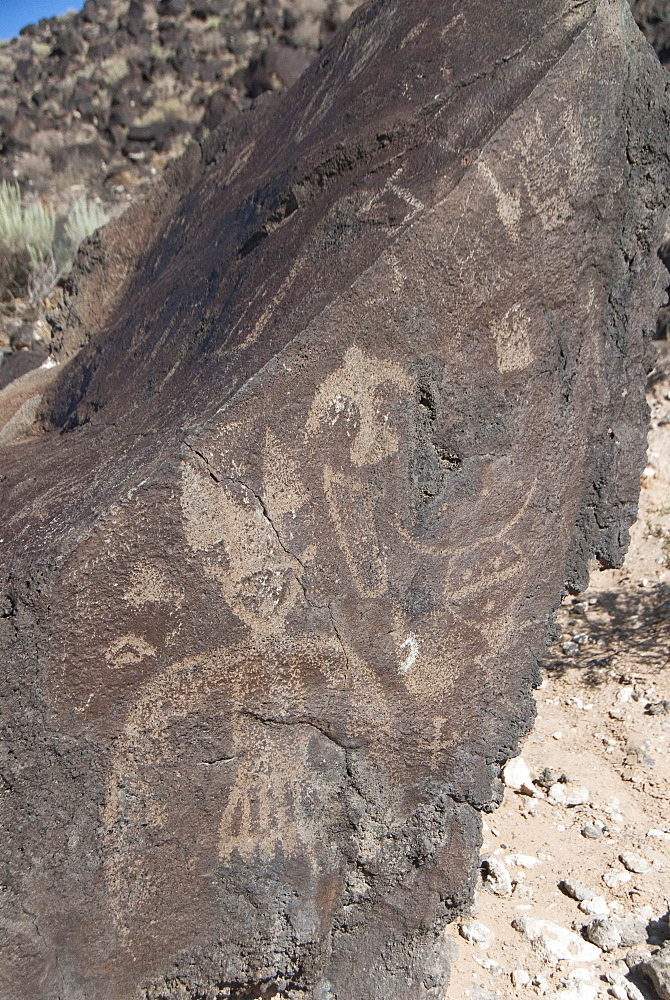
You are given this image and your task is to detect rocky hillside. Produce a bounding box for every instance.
[0,0,663,216]
[0,0,668,377]
[0,0,360,216]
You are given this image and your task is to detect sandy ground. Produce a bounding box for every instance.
[446,342,670,1000]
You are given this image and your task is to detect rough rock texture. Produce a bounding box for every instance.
[1,2,669,999]
[641,944,670,999]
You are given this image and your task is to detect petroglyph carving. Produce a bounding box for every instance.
[105,634,157,668]
[492,303,534,373]
[3,2,668,997]
[306,346,410,467]
[123,565,184,608]
[323,465,387,597]
[181,460,305,632]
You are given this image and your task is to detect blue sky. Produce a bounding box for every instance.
[0,1,84,41]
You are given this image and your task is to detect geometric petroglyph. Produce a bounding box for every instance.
[105,633,157,669]
[491,303,534,373]
[477,161,521,242]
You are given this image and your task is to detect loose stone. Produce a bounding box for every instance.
[585,915,647,952]
[564,786,590,806]
[560,879,597,902]
[619,852,649,874]
[625,948,652,968]
[482,857,512,898]
[512,916,601,963]
[578,896,609,917]
[640,946,670,1000]
[459,919,494,948]
[502,756,535,794]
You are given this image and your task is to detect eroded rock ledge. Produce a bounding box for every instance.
[1,2,669,998]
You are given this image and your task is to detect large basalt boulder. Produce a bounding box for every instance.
[1,2,669,998]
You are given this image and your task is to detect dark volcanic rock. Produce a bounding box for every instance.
[631,0,670,62]
[1,2,669,999]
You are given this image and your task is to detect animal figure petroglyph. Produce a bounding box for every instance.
[103,347,537,934]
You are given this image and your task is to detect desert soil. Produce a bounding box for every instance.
[446,342,670,1000]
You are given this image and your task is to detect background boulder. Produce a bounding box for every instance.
[1,2,669,998]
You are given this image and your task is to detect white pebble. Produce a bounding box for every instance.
[602,870,631,889]
[459,919,494,948]
[512,969,530,987]
[507,853,542,869]
[483,857,512,897]
[549,783,567,804]
[569,969,594,983]
[619,852,649,875]
[502,756,535,795]
[647,829,670,841]
[564,786,590,807]
[579,896,610,917]
[553,731,563,740]
[512,916,600,963]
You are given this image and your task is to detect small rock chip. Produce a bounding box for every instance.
[502,756,535,794]
[548,984,597,1000]
[459,919,494,948]
[512,916,601,963]
[562,640,579,656]
[569,969,594,983]
[579,896,609,917]
[647,830,670,842]
[549,782,567,804]
[641,947,670,1000]
[507,853,541,869]
[536,767,561,790]
[646,701,670,716]
[482,857,512,897]
[560,878,597,902]
[608,986,628,1000]
[603,870,632,889]
[564,786,590,807]
[511,969,530,987]
[619,852,650,875]
[562,641,579,656]
[581,823,602,840]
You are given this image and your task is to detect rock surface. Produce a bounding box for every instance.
[1,2,669,1000]
[641,945,670,999]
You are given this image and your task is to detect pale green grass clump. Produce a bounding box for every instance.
[0,180,109,305]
